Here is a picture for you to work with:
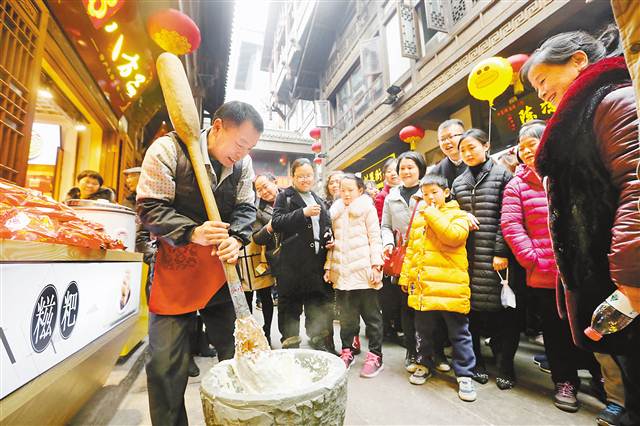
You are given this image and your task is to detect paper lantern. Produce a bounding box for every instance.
[309,127,321,140]
[507,54,529,94]
[467,57,513,107]
[311,141,322,153]
[313,156,323,165]
[507,54,529,74]
[147,9,201,55]
[279,155,287,166]
[399,125,425,150]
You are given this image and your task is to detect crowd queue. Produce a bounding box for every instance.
[242,27,639,426]
[132,26,638,426]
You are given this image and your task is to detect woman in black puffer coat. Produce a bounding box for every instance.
[451,129,518,390]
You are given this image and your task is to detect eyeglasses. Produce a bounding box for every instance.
[294,175,314,181]
[438,134,463,143]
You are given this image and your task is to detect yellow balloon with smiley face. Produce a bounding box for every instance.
[467,56,513,106]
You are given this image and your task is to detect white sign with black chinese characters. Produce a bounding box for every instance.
[0,262,141,399]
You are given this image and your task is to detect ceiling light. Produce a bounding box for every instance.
[38,89,53,99]
[75,124,87,131]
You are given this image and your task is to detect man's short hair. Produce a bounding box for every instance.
[437,118,464,134]
[213,101,264,133]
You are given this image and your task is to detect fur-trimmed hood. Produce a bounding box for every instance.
[330,194,374,220]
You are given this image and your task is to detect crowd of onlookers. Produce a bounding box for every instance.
[243,27,638,426]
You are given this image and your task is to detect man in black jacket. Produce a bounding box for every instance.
[137,101,263,426]
[431,119,467,188]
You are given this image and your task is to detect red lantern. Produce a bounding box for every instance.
[507,54,529,94]
[399,125,425,150]
[311,141,322,153]
[309,127,321,140]
[279,155,287,166]
[507,54,529,74]
[313,156,323,165]
[147,9,201,55]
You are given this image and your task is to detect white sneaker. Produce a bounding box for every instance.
[457,377,477,402]
[409,365,431,385]
[435,358,451,373]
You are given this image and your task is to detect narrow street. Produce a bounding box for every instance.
[101,308,601,426]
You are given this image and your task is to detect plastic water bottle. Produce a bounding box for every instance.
[584,290,638,341]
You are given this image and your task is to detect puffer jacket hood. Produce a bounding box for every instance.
[326,194,384,290]
[501,164,557,289]
[399,200,470,313]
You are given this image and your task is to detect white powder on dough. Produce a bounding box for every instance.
[232,350,314,395]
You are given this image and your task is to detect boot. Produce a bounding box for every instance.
[282,336,301,349]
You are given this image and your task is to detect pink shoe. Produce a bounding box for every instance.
[360,352,383,378]
[340,348,355,369]
[352,336,361,355]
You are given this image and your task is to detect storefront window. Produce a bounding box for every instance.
[385,12,411,84]
[28,72,89,199]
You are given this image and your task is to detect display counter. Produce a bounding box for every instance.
[0,239,143,425]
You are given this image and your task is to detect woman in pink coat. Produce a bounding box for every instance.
[501,120,600,413]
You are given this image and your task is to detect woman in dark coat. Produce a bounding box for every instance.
[522,28,639,426]
[238,173,280,345]
[272,158,334,351]
[451,129,517,389]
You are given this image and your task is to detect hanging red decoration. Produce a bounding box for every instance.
[507,54,529,74]
[311,141,322,153]
[309,127,321,140]
[147,9,201,55]
[399,125,425,150]
[507,54,529,94]
[279,155,287,166]
[313,156,323,165]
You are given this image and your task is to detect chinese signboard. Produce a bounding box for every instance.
[360,153,396,189]
[47,1,154,115]
[1,262,141,398]
[493,92,556,143]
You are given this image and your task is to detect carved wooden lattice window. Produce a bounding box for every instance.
[426,0,477,32]
[0,0,47,184]
[426,0,448,32]
[398,3,419,59]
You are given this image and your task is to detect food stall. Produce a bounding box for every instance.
[0,182,143,425]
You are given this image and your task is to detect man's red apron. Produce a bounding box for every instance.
[149,240,227,315]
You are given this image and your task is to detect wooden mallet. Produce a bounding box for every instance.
[156,52,269,355]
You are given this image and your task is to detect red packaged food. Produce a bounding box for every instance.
[0,180,124,250]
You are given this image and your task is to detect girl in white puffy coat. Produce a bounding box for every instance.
[324,174,385,378]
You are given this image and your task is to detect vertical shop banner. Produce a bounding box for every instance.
[361,153,396,188]
[0,262,141,399]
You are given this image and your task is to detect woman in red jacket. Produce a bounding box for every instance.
[501,120,601,413]
[522,27,639,426]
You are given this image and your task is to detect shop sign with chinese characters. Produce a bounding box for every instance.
[47,1,154,115]
[0,262,141,398]
[360,153,396,189]
[493,92,556,142]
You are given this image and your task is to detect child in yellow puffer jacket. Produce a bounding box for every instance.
[399,174,477,402]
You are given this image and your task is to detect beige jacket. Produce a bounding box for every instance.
[325,195,384,290]
[612,0,640,113]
